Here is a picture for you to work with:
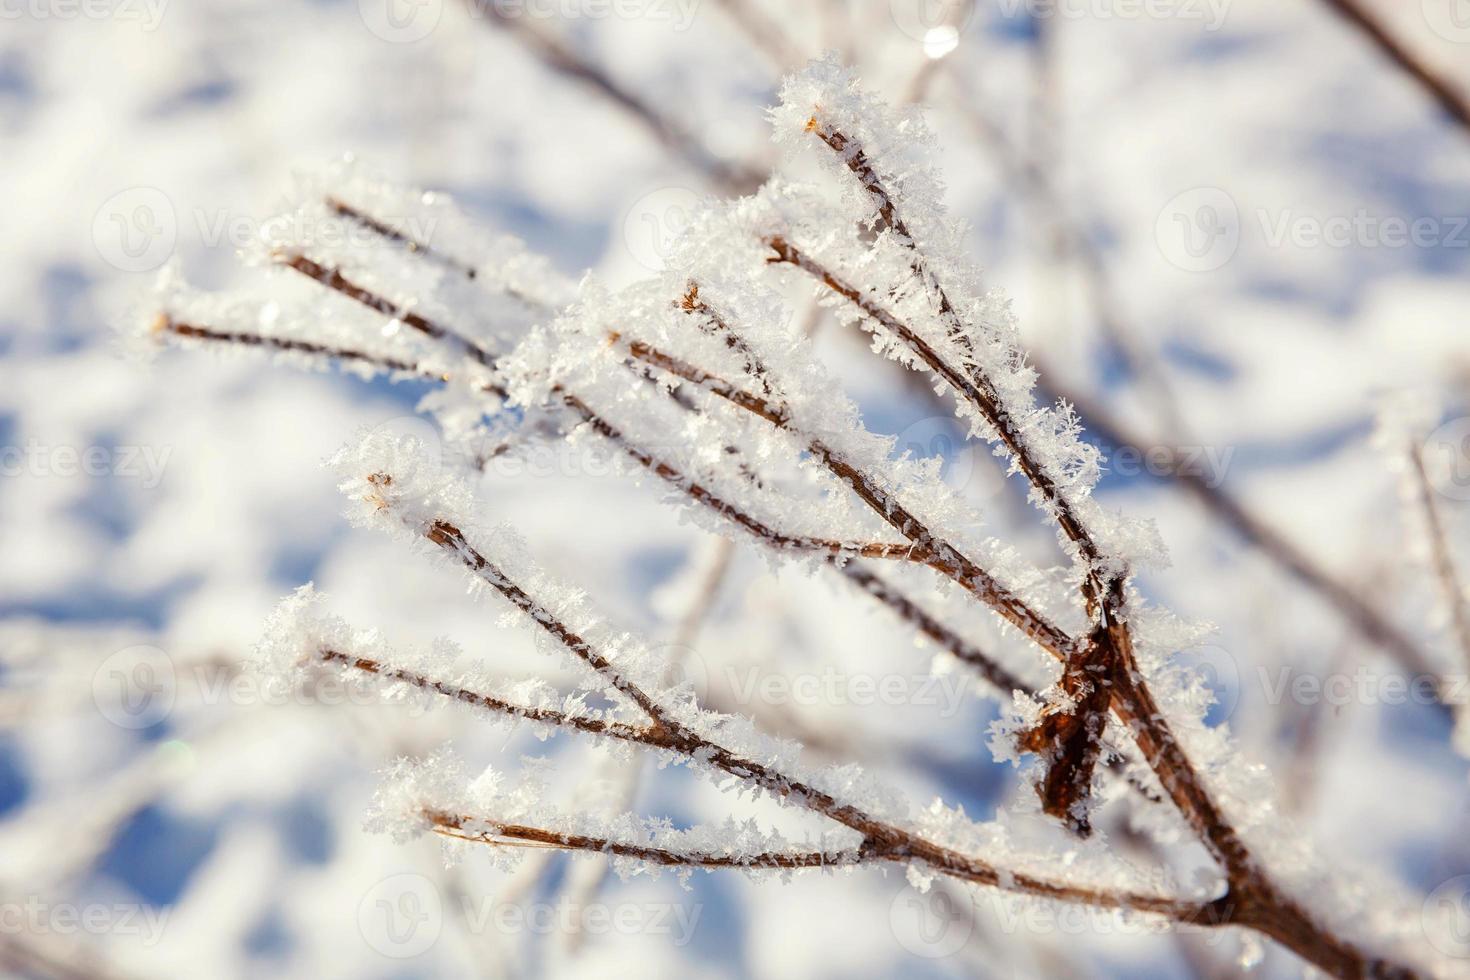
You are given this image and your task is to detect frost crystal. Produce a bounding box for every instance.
[140,59,1450,980]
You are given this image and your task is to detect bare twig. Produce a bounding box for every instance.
[620,309,1081,660]
[273,250,500,369]
[431,814,861,870]
[833,561,1032,696]
[707,0,804,71]
[1408,438,1470,673]
[1318,0,1470,138]
[326,196,481,281]
[151,314,423,377]
[467,1,765,193]
[318,647,669,747]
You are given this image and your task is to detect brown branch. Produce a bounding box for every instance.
[325,195,481,281]
[324,194,559,317]
[316,647,670,748]
[919,64,1446,699]
[152,304,922,572]
[165,267,1424,975]
[151,314,426,377]
[931,65,1188,441]
[810,96,1450,704]
[767,232,1170,831]
[554,388,923,564]
[429,812,864,870]
[1318,0,1470,138]
[341,486,1416,977]
[186,208,1411,980]
[618,315,1081,660]
[142,80,1431,974]
[766,221,1109,607]
[1409,438,1470,673]
[404,513,1229,927]
[467,1,764,194]
[793,131,1128,803]
[761,141,1421,973]
[272,250,500,369]
[282,219,769,486]
[832,560,1032,696]
[1057,384,1449,697]
[636,303,1181,820]
[680,282,777,397]
[181,205,1071,672]
[707,0,804,72]
[422,515,918,835]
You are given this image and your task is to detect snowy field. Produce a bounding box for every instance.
[2,1,1470,977]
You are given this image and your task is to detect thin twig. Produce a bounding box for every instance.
[833,560,1032,696]
[619,313,1081,660]
[431,813,862,870]
[325,195,481,281]
[152,314,424,377]
[406,513,1230,926]
[318,647,670,747]
[468,1,764,193]
[707,0,804,71]
[1409,439,1470,673]
[273,250,499,369]
[1317,0,1470,138]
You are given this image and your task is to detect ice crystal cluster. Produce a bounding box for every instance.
[143,57,1456,977]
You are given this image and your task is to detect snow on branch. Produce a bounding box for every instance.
[318,431,1235,924]
[131,63,1448,977]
